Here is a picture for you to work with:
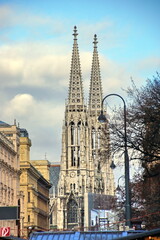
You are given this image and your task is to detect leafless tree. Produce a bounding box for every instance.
[109,73,160,228]
[109,73,160,172]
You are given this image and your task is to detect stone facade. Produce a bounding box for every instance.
[0,121,21,237]
[31,160,50,182]
[19,129,51,237]
[0,122,51,237]
[55,27,115,230]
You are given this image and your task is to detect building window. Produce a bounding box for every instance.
[77,147,80,167]
[71,147,76,166]
[70,122,75,145]
[28,192,30,202]
[92,128,96,149]
[28,215,30,222]
[98,127,101,149]
[77,122,81,145]
[67,199,78,224]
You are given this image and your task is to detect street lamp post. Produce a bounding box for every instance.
[98,93,132,228]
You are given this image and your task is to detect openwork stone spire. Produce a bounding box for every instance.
[89,34,103,115]
[55,29,115,231]
[68,26,84,109]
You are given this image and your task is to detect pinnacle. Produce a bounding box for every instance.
[73,26,78,40]
[93,34,98,48]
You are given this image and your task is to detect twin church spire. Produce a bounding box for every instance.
[89,34,103,115]
[68,26,84,108]
[57,27,114,230]
[68,26,103,114]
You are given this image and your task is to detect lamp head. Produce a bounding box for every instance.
[110,160,116,169]
[98,110,107,123]
[116,185,121,192]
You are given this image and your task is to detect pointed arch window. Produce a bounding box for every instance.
[77,146,80,167]
[77,121,81,145]
[67,199,78,223]
[70,121,75,145]
[92,127,96,149]
[98,127,101,149]
[71,147,76,166]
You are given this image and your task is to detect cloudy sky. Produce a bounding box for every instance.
[0,0,160,163]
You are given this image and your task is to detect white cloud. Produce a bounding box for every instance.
[4,94,36,117]
[0,43,71,89]
[2,93,65,161]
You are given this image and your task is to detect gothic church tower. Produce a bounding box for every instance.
[56,27,114,230]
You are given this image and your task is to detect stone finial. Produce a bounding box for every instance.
[93,34,98,48]
[73,26,78,40]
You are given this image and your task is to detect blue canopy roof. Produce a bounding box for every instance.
[29,230,145,240]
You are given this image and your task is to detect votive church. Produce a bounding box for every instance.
[52,26,115,230]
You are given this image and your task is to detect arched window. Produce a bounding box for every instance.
[71,147,76,166]
[77,121,81,145]
[98,127,101,149]
[67,199,78,223]
[91,127,96,149]
[70,121,75,145]
[77,147,80,167]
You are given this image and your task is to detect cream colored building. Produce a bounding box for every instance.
[54,27,115,230]
[0,121,22,237]
[0,122,51,237]
[19,129,51,237]
[31,160,50,182]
